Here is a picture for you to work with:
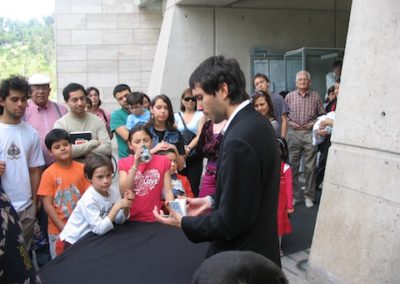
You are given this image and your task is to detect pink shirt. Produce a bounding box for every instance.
[24,100,68,165]
[94,108,111,128]
[118,154,170,222]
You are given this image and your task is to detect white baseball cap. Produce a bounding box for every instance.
[28,74,51,85]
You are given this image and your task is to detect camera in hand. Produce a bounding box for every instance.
[141,145,151,163]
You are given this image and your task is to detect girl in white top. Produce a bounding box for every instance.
[174,88,205,155]
[59,154,133,246]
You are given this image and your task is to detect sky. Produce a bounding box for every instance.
[0,0,55,21]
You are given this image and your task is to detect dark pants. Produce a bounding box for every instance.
[315,135,331,190]
[181,157,203,197]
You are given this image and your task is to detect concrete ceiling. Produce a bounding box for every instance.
[176,0,352,10]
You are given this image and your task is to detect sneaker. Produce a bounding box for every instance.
[305,198,314,208]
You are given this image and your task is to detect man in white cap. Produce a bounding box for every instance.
[24,74,68,266]
[24,74,67,167]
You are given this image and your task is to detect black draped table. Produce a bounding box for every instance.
[38,222,209,284]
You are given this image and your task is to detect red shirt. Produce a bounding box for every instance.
[118,154,170,222]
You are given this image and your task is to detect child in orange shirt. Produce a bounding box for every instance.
[159,149,194,198]
[37,129,90,259]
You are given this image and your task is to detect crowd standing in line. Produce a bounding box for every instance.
[0,55,340,282]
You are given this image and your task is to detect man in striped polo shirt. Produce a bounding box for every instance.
[285,70,325,208]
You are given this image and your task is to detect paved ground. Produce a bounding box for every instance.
[280,177,321,283]
[282,249,311,283]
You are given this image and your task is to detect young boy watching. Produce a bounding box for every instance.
[37,129,90,259]
[57,154,133,254]
[158,149,194,198]
[125,92,151,130]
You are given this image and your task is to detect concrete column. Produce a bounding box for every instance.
[307,0,400,283]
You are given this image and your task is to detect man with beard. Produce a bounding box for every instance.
[154,56,281,266]
[0,75,44,251]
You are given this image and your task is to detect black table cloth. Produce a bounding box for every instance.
[38,222,209,284]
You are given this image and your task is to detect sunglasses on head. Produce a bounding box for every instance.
[183,97,196,102]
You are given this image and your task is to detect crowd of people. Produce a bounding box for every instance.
[0,55,341,283]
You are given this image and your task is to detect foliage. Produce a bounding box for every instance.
[0,16,56,97]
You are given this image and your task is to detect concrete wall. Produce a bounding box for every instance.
[307,0,400,282]
[149,0,350,108]
[55,0,162,111]
[55,0,350,111]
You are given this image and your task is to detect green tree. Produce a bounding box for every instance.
[0,16,56,98]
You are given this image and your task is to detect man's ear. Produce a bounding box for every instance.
[48,149,54,157]
[218,82,229,100]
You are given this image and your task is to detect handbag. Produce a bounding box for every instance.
[178,113,197,145]
[178,113,199,162]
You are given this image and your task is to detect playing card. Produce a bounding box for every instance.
[169,199,187,216]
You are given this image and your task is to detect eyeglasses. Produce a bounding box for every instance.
[31,85,49,92]
[183,97,196,102]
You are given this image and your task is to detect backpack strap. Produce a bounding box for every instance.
[53,101,63,118]
[178,112,189,130]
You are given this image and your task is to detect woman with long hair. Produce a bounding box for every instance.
[146,94,185,171]
[174,88,205,196]
[86,86,113,139]
[252,90,279,133]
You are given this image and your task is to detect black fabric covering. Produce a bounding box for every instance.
[38,222,209,284]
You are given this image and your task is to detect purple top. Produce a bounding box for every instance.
[196,120,223,162]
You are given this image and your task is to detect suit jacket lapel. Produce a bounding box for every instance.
[215,103,254,201]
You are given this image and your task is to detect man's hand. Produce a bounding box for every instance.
[186,196,212,216]
[316,129,329,137]
[319,118,333,129]
[153,204,183,228]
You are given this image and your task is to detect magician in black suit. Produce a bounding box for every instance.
[153,55,281,266]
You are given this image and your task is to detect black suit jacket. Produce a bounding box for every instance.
[182,103,281,266]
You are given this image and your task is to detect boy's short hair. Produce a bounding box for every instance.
[127,92,145,106]
[192,251,288,284]
[0,75,29,114]
[62,83,86,102]
[253,73,270,84]
[84,154,113,180]
[45,129,72,150]
[112,84,131,97]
